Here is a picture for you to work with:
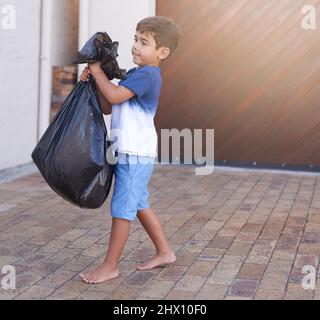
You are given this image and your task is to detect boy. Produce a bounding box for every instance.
[79,16,181,284]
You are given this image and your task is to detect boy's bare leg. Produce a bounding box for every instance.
[136,208,176,270]
[79,217,130,284]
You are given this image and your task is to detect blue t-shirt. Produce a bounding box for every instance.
[110,66,162,157]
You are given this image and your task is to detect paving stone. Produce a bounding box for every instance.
[238,263,266,280]
[156,265,188,281]
[288,254,318,285]
[2,237,32,250]
[123,247,154,263]
[224,295,253,300]
[206,236,235,249]
[236,232,260,242]
[59,229,88,241]
[202,221,225,231]
[259,229,282,240]
[174,275,206,292]
[77,290,111,300]
[117,259,140,276]
[82,243,109,258]
[165,290,195,300]
[17,253,49,266]
[0,290,19,300]
[0,255,20,265]
[67,236,99,249]
[175,251,199,266]
[32,262,64,277]
[139,280,175,298]
[298,244,320,255]
[182,239,210,252]
[271,249,296,260]
[108,286,139,299]
[39,269,77,289]
[254,288,285,300]
[14,285,55,300]
[129,229,150,242]
[186,260,216,277]
[170,230,197,244]
[227,241,253,257]
[246,239,276,264]
[15,271,43,291]
[48,280,88,299]
[260,271,291,291]
[228,279,259,298]
[37,240,70,254]
[0,203,17,213]
[207,267,241,286]
[275,235,301,252]
[241,223,264,234]
[197,248,226,262]
[9,241,44,257]
[284,283,315,300]
[45,247,83,264]
[10,264,34,276]
[125,271,154,286]
[196,284,229,300]
[60,255,96,272]
[82,276,124,292]
[192,229,216,241]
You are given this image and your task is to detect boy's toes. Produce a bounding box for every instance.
[87,276,95,284]
[80,273,91,283]
[89,277,96,284]
[84,277,91,283]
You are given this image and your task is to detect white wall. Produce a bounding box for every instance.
[0,0,41,171]
[0,0,79,172]
[51,0,79,66]
[80,0,156,70]
[79,0,156,132]
[0,0,154,172]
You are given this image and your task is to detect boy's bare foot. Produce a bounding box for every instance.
[79,263,119,284]
[137,251,176,270]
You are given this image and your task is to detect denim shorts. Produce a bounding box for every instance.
[110,151,155,221]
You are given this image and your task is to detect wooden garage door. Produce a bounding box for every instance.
[155,0,320,169]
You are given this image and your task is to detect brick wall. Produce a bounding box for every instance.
[51,66,78,121]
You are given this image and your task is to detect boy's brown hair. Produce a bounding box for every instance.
[136,16,181,58]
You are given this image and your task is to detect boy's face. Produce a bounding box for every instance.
[132,31,170,67]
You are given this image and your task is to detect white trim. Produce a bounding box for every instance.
[211,166,320,176]
[155,163,320,176]
[78,0,90,81]
[0,163,37,185]
[38,0,53,140]
[149,0,156,14]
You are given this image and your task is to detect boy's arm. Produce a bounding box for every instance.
[97,85,112,115]
[89,62,135,105]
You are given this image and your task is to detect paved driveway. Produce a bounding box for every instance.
[0,165,319,300]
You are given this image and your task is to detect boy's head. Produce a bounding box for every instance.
[132,16,181,68]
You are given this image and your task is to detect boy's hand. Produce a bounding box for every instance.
[88,61,103,78]
[80,66,91,81]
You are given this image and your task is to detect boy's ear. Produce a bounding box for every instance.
[159,47,170,60]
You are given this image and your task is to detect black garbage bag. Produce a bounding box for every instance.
[73,32,127,80]
[31,76,114,209]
